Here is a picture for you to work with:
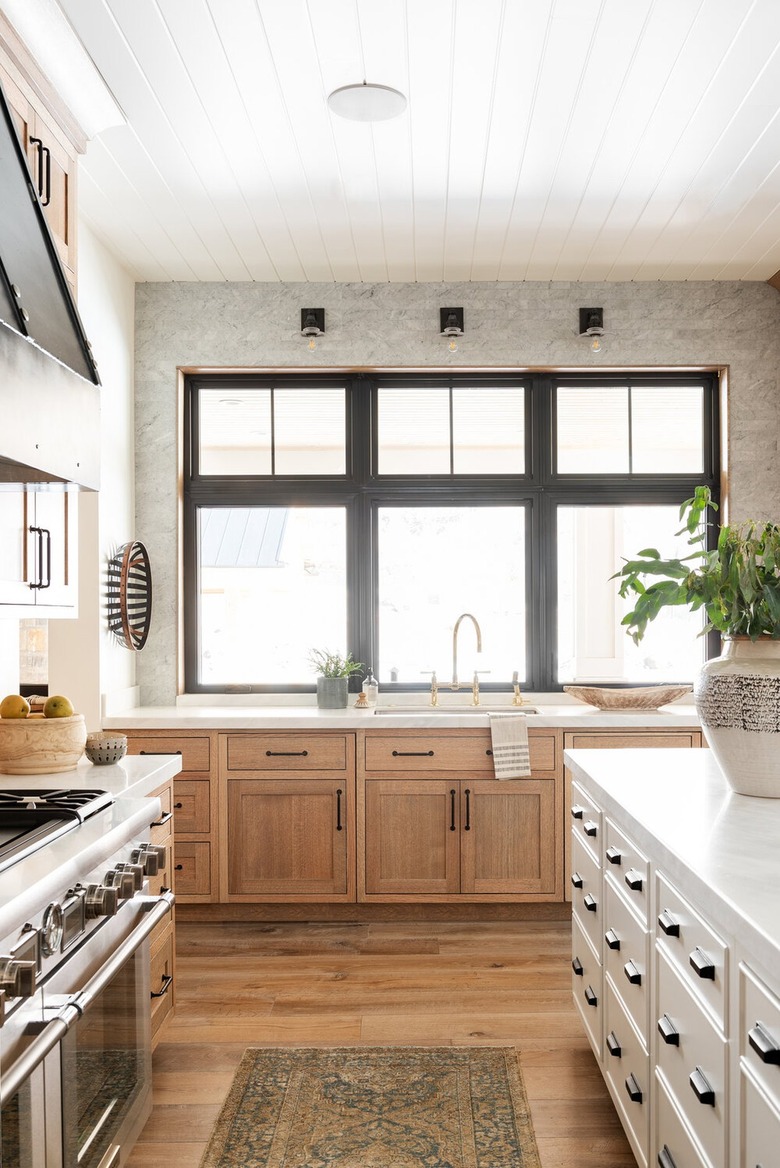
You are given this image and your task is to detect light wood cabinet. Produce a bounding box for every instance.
[0,486,78,615]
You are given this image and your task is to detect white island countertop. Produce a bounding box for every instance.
[564,747,780,976]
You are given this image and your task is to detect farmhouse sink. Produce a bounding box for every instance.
[374,706,540,716]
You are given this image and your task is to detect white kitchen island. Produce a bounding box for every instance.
[565,747,780,1168]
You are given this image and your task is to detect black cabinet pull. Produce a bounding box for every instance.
[571,872,583,889]
[571,957,584,976]
[29,136,44,198]
[625,869,643,892]
[748,1021,780,1065]
[624,960,642,986]
[689,1066,715,1105]
[174,863,183,871]
[606,846,622,865]
[689,947,715,980]
[605,928,620,951]
[449,789,456,831]
[174,802,183,809]
[658,1014,680,1046]
[336,788,343,831]
[392,750,434,757]
[606,1030,622,1057]
[571,805,584,819]
[140,750,182,755]
[151,810,173,828]
[485,748,493,757]
[658,909,680,937]
[28,525,45,589]
[658,1145,677,1168]
[624,1074,643,1103]
[464,788,471,831]
[584,985,598,1007]
[40,143,51,205]
[38,527,51,589]
[266,749,309,757]
[583,820,597,837]
[583,893,597,912]
[150,973,173,999]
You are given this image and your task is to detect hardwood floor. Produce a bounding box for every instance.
[128,920,634,1168]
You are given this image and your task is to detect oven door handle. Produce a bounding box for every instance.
[73,890,175,1014]
[0,1004,80,1106]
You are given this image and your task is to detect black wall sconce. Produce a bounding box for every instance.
[301,308,325,351]
[440,307,464,352]
[579,307,605,353]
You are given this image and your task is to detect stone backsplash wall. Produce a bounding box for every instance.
[135,279,780,704]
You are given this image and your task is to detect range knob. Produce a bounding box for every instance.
[130,844,166,875]
[84,884,119,920]
[104,869,136,899]
[0,957,36,999]
[115,862,144,891]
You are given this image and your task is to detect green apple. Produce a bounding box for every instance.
[43,695,75,718]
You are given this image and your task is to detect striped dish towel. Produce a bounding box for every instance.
[489,713,532,779]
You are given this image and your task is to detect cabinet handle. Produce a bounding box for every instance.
[336,788,343,831]
[571,872,583,889]
[748,1021,780,1064]
[392,750,434,757]
[150,973,173,999]
[449,789,456,831]
[605,928,620,951]
[689,947,715,980]
[174,864,183,871]
[174,802,183,809]
[28,525,45,589]
[464,788,471,831]
[583,893,597,912]
[606,1030,622,1058]
[151,810,173,828]
[624,1074,642,1103]
[571,957,583,976]
[689,1066,715,1105]
[606,846,622,865]
[39,528,51,589]
[623,960,642,986]
[29,138,51,205]
[485,748,493,757]
[658,1145,678,1168]
[140,750,182,756]
[584,985,598,1007]
[583,820,597,837]
[29,136,44,199]
[571,805,584,819]
[658,909,680,937]
[657,1014,679,1046]
[624,869,643,892]
[266,750,309,757]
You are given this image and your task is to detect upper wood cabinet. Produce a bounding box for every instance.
[0,486,78,615]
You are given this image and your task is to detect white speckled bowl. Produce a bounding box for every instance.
[85,733,128,766]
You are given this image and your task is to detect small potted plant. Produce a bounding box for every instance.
[613,485,780,797]
[308,649,364,709]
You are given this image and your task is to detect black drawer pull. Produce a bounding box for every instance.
[464,788,471,831]
[583,820,597,837]
[266,750,309,757]
[606,1030,622,1057]
[571,805,585,819]
[624,869,643,892]
[336,788,343,831]
[572,957,584,976]
[624,1074,642,1103]
[392,750,434,757]
[657,1014,679,1045]
[658,909,680,937]
[583,893,598,912]
[174,802,183,809]
[689,1066,715,1105]
[449,789,457,831]
[174,863,183,871]
[571,872,583,888]
[606,846,622,865]
[748,1021,780,1064]
[584,985,598,1007]
[151,810,173,828]
[150,973,173,999]
[140,750,182,755]
[605,928,620,951]
[485,748,493,756]
[624,960,642,986]
[689,947,715,980]
[658,1145,677,1168]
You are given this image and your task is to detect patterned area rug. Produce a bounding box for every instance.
[199,1046,540,1168]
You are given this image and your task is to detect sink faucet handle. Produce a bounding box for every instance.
[471,669,491,706]
[420,670,439,707]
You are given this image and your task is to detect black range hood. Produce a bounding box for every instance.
[0,75,100,489]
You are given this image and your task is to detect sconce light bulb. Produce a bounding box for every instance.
[308,336,317,351]
[448,338,458,353]
[590,335,602,353]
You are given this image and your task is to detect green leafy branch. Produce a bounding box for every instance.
[308,649,364,678]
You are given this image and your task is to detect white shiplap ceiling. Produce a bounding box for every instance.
[49,0,780,283]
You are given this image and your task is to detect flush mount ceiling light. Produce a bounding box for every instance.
[440,307,464,352]
[327,81,407,122]
[579,306,605,353]
[301,308,325,351]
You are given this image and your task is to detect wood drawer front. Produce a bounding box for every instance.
[226,734,348,773]
[364,732,556,774]
[572,914,603,1060]
[173,779,210,834]
[742,1066,780,1168]
[174,842,211,897]
[604,978,650,1164]
[741,963,780,1110]
[656,1071,710,1168]
[604,818,649,925]
[126,735,210,772]
[150,924,174,1039]
[656,873,728,1031]
[571,780,602,863]
[656,950,727,1168]
[603,878,650,1044]
[149,784,174,844]
[571,833,602,957]
[565,731,700,750]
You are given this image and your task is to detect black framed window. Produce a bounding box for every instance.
[183,371,719,693]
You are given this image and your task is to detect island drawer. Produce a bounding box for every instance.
[572,914,603,1059]
[603,878,650,1043]
[604,978,650,1163]
[656,873,728,1031]
[173,779,210,833]
[603,818,649,925]
[741,962,780,1110]
[173,841,211,898]
[364,731,557,775]
[125,734,210,772]
[225,733,349,773]
[571,833,602,956]
[570,780,602,862]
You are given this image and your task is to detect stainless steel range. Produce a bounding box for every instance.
[0,783,174,1168]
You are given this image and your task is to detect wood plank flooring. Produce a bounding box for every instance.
[127,920,634,1168]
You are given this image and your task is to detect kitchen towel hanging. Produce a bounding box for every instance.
[489,713,531,779]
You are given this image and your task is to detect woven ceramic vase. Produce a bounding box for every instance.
[694,637,780,797]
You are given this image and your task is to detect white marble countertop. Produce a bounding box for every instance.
[0,754,182,939]
[104,701,701,730]
[564,748,780,976]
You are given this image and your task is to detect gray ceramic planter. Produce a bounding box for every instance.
[316,677,348,709]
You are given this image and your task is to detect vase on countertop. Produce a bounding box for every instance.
[316,677,348,709]
[694,636,780,797]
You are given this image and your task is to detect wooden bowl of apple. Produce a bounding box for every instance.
[0,694,86,774]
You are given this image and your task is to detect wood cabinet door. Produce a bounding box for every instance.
[225,779,350,898]
[364,780,461,896]
[33,488,77,609]
[460,780,558,896]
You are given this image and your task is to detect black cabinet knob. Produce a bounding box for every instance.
[571,805,585,819]
[605,846,622,865]
[583,820,598,837]
[689,1066,715,1105]
[624,869,643,892]
[571,957,584,976]
[748,1021,780,1065]
[689,947,716,980]
[583,893,598,912]
[584,985,598,1007]
[658,909,680,937]
[606,1030,622,1057]
[605,928,621,951]
[571,872,583,888]
[624,1073,643,1103]
[624,960,642,986]
[657,1014,680,1046]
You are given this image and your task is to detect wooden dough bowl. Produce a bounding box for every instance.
[0,714,87,774]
